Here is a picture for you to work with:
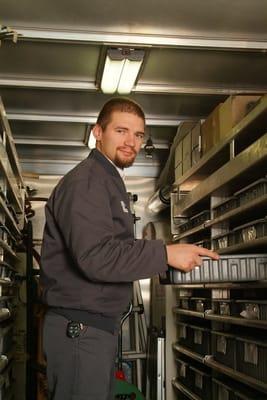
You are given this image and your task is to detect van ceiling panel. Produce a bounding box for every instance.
[9,121,88,142]
[2,0,267,40]
[141,48,267,89]
[0,41,100,81]
[0,88,226,121]
[0,1,266,177]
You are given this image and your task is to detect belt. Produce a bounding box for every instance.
[50,307,118,334]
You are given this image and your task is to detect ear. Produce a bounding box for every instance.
[92,124,103,141]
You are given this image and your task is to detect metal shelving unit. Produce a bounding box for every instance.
[166,94,267,400]
[173,132,267,216]
[0,97,25,400]
[204,358,267,394]
[173,306,267,330]
[176,94,267,190]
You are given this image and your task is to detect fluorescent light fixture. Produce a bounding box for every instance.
[101,49,145,94]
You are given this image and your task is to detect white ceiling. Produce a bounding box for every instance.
[0,0,267,177]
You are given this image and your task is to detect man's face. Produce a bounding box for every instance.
[93,111,145,168]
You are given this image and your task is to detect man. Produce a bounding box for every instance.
[40,97,218,400]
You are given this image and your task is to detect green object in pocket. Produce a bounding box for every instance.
[114,379,145,399]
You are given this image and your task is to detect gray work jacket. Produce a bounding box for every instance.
[40,149,167,317]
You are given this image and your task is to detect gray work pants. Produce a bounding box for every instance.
[43,311,118,400]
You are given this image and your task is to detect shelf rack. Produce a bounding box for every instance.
[166,94,267,400]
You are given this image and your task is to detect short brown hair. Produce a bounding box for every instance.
[96,97,145,130]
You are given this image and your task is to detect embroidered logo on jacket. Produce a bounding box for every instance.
[121,201,129,213]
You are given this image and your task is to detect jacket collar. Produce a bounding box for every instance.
[89,148,123,179]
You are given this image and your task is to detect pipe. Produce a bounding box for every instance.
[146,184,171,215]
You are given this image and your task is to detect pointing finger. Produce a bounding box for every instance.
[197,247,219,260]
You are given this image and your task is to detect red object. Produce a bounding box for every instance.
[115,370,126,380]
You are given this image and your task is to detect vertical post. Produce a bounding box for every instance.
[165,285,177,400]
[157,336,165,400]
[25,221,37,400]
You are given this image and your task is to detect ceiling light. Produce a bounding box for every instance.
[101,48,145,94]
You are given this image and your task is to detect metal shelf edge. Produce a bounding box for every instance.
[172,379,202,400]
[217,237,267,254]
[204,358,267,394]
[207,194,267,226]
[174,133,267,214]
[172,344,205,363]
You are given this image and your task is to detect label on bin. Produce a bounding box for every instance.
[195,373,203,389]
[217,336,227,355]
[244,342,258,365]
[194,330,203,344]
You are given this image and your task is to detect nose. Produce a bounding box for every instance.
[124,132,136,147]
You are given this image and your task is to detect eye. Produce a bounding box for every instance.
[135,133,144,140]
[116,129,126,134]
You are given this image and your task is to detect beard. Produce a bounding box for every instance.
[114,147,137,168]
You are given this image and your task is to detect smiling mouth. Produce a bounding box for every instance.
[118,148,136,157]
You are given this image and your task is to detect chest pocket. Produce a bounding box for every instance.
[112,198,134,238]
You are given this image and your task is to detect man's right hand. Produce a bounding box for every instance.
[166,243,219,273]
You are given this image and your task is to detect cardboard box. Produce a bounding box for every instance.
[219,95,261,140]
[174,141,182,168]
[175,162,183,181]
[192,146,201,165]
[191,121,201,149]
[201,103,222,155]
[182,131,191,174]
[191,121,201,165]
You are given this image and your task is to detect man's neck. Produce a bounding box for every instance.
[96,148,125,179]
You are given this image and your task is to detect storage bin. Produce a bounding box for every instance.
[233,218,267,244]
[0,325,13,355]
[179,298,191,310]
[0,364,13,400]
[189,365,212,399]
[212,378,235,400]
[200,258,212,282]
[190,210,210,228]
[236,300,267,321]
[176,210,210,234]
[168,255,267,284]
[212,331,236,368]
[236,336,267,383]
[234,177,267,207]
[176,322,193,349]
[190,297,211,313]
[228,256,267,282]
[176,219,192,234]
[176,358,192,389]
[189,324,211,356]
[212,196,239,218]
[212,299,238,317]
[0,263,14,282]
[168,269,191,284]
[191,266,201,283]
[213,231,235,250]
[194,239,211,249]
